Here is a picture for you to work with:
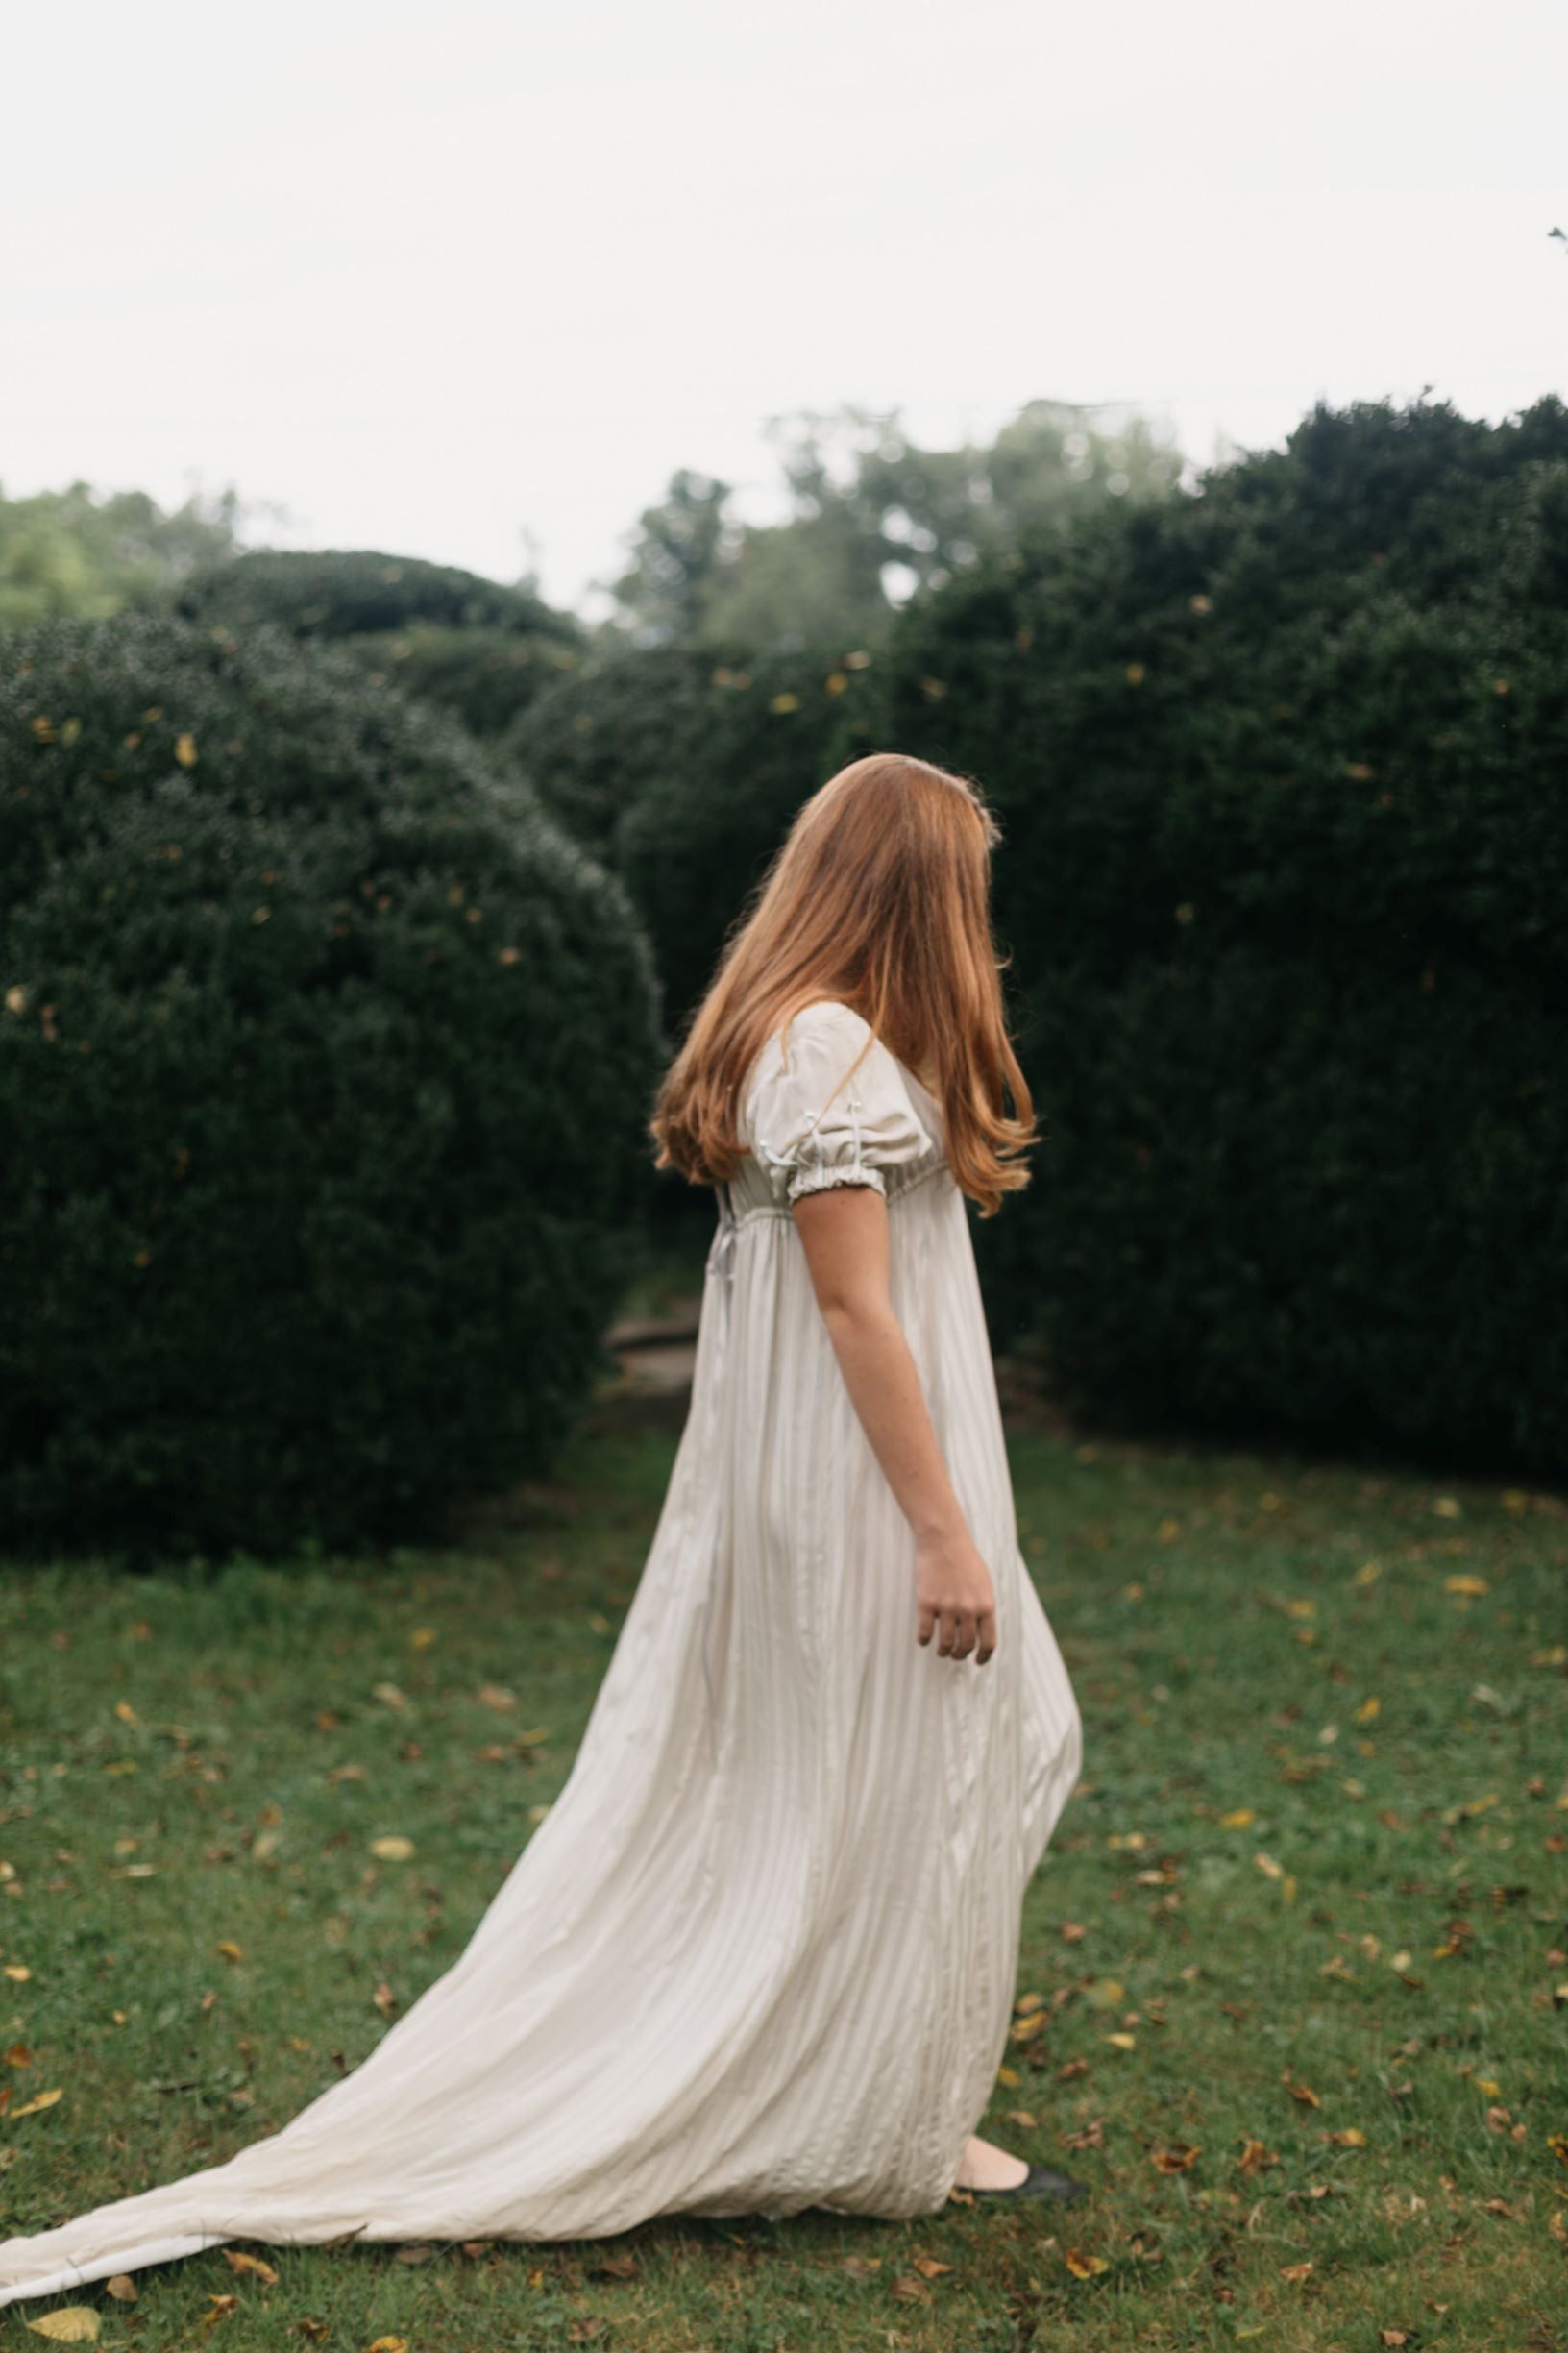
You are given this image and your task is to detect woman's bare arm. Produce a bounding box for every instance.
[791,1183,997,1664]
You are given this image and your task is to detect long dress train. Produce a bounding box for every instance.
[0,997,1082,2308]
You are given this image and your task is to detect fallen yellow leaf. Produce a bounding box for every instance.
[221,2248,279,2285]
[369,1837,415,1863]
[11,2088,62,2119]
[24,2310,99,2342]
[1220,1807,1255,1829]
[1445,1575,1488,1597]
[1064,2247,1109,2279]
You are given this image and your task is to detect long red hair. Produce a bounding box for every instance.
[649,752,1036,1216]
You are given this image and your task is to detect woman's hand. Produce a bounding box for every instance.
[915,1523,997,1664]
[792,1181,1001,1668]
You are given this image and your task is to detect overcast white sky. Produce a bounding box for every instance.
[4,0,1565,617]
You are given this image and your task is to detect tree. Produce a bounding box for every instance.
[0,481,242,627]
[600,402,1182,650]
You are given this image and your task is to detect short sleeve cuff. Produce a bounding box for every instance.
[785,1164,889,1207]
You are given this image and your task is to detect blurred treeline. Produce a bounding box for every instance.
[3,394,1563,1561]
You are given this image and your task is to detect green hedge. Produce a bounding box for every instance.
[877,397,1568,1477]
[0,615,660,1559]
[506,643,882,1030]
[171,551,585,745]
[341,625,583,739]
[174,548,576,642]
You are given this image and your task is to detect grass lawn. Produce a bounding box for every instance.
[1,1382,1565,2352]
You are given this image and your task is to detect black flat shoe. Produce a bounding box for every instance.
[967,2162,1089,2203]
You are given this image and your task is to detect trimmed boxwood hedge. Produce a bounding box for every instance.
[342,625,584,740]
[172,551,586,746]
[506,643,882,1031]
[878,397,1568,1478]
[174,548,576,643]
[0,614,660,1559]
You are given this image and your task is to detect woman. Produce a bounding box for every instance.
[0,751,1083,2312]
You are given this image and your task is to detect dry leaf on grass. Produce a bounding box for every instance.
[591,2251,637,2280]
[23,2312,100,2343]
[1062,2117,1106,2151]
[1281,2260,1314,2284]
[1150,2142,1201,2172]
[369,1837,414,1864]
[104,2277,137,2303]
[911,2255,952,2278]
[890,2273,930,2302]
[222,2248,279,2285]
[1282,2072,1320,2107]
[1064,2247,1109,2278]
[11,2088,62,2119]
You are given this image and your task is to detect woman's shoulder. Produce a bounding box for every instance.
[775,997,875,1056]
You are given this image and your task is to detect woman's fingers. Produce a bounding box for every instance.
[916,1600,998,1663]
[941,1607,977,1659]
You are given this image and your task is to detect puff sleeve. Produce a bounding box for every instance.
[742,1000,936,1206]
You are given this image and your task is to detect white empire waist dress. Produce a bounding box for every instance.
[0,997,1082,2309]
